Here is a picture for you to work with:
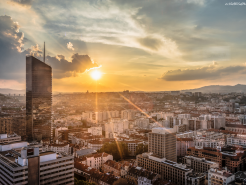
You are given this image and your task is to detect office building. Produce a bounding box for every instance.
[0,143,74,185]
[148,127,177,162]
[26,56,52,141]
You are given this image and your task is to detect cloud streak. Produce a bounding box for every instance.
[160,65,246,81]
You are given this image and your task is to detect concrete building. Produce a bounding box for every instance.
[103,160,130,178]
[43,143,72,155]
[104,118,129,138]
[186,172,206,185]
[88,127,102,136]
[177,138,194,157]
[126,166,160,185]
[121,110,135,121]
[125,140,144,156]
[135,118,150,128]
[148,127,177,162]
[187,146,246,173]
[0,144,74,185]
[137,153,192,185]
[208,168,235,185]
[194,139,225,148]
[54,127,68,138]
[182,156,219,173]
[0,133,21,143]
[227,134,246,146]
[77,152,113,170]
[0,116,26,137]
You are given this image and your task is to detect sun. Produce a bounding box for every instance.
[90,70,102,80]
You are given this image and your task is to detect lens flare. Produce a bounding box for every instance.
[90,70,102,80]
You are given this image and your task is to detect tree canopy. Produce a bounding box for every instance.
[74,178,96,185]
[98,141,129,161]
[135,143,148,155]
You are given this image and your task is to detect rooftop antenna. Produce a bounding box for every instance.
[43,42,45,63]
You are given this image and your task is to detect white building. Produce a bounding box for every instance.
[79,152,113,170]
[105,119,129,138]
[88,127,102,136]
[43,143,72,155]
[227,134,246,146]
[195,139,225,148]
[135,118,149,128]
[208,168,235,185]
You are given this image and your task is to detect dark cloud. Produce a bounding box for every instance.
[160,65,246,81]
[46,54,98,79]
[137,36,162,51]
[0,15,25,81]
[10,0,33,7]
[0,15,98,82]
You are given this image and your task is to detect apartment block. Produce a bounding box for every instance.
[187,146,246,173]
[137,153,192,185]
[177,138,194,157]
[182,156,219,173]
[148,127,177,162]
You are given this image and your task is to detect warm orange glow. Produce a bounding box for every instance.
[90,70,102,80]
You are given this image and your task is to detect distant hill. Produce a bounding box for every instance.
[182,84,246,93]
[0,88,25,95]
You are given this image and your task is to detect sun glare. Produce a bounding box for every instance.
[90,70,102,80]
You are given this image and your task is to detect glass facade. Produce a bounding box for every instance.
[26,56,52,141]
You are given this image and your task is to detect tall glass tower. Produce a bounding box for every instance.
[26,56,52,141]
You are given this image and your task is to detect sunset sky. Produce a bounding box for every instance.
[0,0,246,92]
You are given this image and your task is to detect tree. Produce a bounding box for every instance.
[113,178,128,185]
[74,178,96,185]
[98,142,129,161]
[135,143,148,155]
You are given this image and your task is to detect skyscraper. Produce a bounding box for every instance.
[26,55,52,141]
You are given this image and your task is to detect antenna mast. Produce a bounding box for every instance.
[43,42,45,63]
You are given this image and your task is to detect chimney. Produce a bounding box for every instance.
[34,147,39,156]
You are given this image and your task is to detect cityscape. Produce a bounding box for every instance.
[1,0,246,185]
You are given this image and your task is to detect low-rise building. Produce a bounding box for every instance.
[208,168,235,185]
[126,166,160,185]
[77,152,113,170]
[43,143,72,155]
[186,172,206,185]
[182,156,219,173]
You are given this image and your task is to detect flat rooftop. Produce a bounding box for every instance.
[39,151,56,156]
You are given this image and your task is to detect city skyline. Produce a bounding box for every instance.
[0,0,246,92]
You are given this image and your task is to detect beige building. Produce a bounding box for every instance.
[148,127,177,162]
[137,153,192,185]
[177,138,194,157]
